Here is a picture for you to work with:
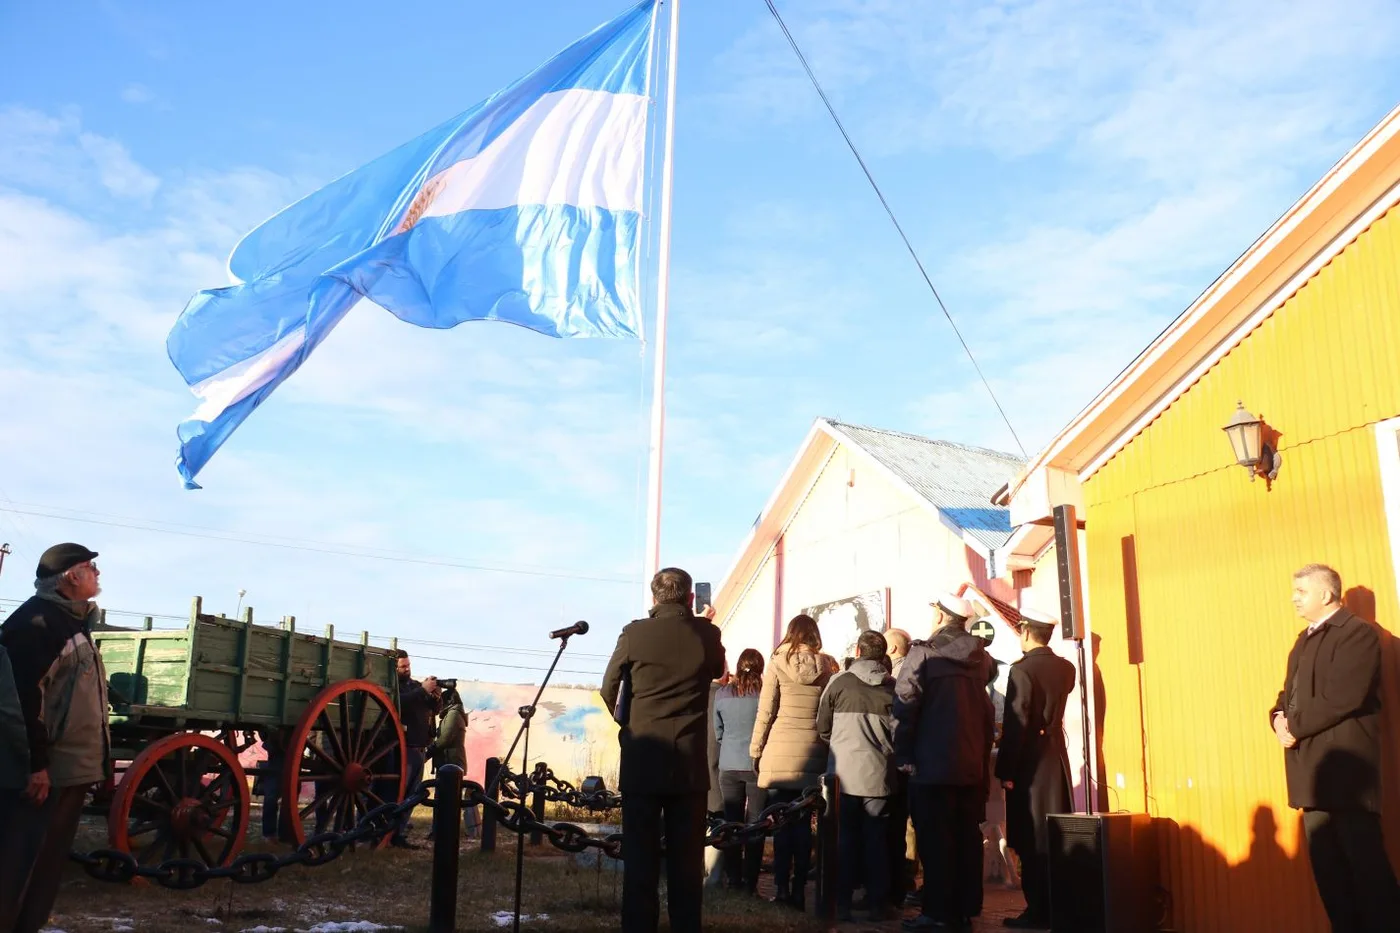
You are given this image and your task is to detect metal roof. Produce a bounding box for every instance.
[823,419,1026,552]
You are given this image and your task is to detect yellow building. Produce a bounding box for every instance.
[1001,104,1400,932]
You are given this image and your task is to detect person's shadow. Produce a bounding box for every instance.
[1345,585,1400,869]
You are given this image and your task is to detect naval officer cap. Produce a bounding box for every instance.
[930,592,972,621]
[1018,607,1058,638]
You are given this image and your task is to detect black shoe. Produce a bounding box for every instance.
[389,837,419,850]
[902,916,950,931]
[1003,912,1050,930]
[867,905,902,922]
[836,906,854,922]
[784,887,806,912]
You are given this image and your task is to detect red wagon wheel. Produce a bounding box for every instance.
[281,679,408,847]
[108,732,250,867]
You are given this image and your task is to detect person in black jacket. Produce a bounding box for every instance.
[894,593,994,933]
[1270,564,1400,933]
[995,610,1075,930]
[388,650,440,848]
[601,567,725,933]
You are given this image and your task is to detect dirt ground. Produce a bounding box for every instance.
[47,804,1026,933]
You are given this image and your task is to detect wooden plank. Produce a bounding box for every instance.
[183,598,201,708]
[280,615,295,725]
[322,624,334,689]
[234,607,253,720]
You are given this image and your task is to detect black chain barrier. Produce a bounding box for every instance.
[480,767,824,860]
[71,782,434,890]
[499,763,623,813]
[73,770,825,889]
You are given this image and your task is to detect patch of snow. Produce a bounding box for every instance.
[298,924,402,933]
[239,927,287,933]
[489,913,550,927]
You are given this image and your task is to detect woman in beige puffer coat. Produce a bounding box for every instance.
[749,614,835,908]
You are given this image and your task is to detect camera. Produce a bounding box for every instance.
[437,678,458,690]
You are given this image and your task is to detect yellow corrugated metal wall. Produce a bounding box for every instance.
[1083,204,1400,932]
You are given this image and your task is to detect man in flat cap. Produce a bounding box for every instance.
[894,591,995,932]
[995,609,1076,930]
[0,543,111,933]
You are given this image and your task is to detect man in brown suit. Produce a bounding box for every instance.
[602,567,726,933]
[1271,563,1400,933]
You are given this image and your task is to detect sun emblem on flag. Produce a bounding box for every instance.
[394,176,446,235]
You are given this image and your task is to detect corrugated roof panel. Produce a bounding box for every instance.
[825,420,1026,551]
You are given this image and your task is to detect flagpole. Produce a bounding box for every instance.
[642,0,679,608]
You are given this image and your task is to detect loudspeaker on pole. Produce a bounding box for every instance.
[1053,503,1086,641]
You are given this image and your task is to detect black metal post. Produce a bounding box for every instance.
[482,757,501,853]
[428,764,463,933]
[529,764,547,846]
[817,773,840,923]
[513,706,534,933]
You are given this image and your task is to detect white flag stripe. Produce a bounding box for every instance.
[414,89,649,222]
[190,326,307,422]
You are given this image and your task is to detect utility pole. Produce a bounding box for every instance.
[0,543,10,581]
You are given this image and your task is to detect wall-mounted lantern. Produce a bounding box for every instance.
[1222,401,1281,482]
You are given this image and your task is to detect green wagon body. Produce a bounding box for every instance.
[94,598,398,754]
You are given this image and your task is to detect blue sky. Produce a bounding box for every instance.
[2,0,1398,685]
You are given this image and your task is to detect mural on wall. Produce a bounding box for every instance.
[240,682,620,794]
[454,682,619,787]
[799,590,888,661]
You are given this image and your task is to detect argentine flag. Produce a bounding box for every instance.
[167,0,657,488]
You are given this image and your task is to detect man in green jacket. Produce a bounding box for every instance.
[0,543,111,933]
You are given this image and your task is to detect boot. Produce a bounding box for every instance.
[784,884,806,912]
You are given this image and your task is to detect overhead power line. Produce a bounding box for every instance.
[0,504,637,585]
[761,0,1028,458]
[0,596,613,661]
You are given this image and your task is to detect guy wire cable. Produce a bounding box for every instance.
[762,0,1027,457]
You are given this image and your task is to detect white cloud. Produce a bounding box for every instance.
[0,106,161,202]
[704,0,1400,458]
[0,107,657,678]
[120,83,155,105]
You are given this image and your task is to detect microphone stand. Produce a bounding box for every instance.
[483,626,585,933]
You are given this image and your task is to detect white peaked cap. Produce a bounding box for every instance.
[932,592,972,619]
[1019,607,1059,627]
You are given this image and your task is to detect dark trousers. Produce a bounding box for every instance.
[910,784,984,924]
[260,756,286,839]
[0,784,90,933]
[719,770,764,891]
[886,771,912,906]
[1303,808,1400,933]
[768,787,813,895]
[621,791,706,933]
[839,793,890,912]
[1006,785,1050,920]
[391,747,426,842]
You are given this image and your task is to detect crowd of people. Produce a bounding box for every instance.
[0,544,1390,933]
[602,568,1078,933]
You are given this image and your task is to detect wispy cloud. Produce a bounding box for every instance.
[701,0,1400,454]
[120,83,156,105]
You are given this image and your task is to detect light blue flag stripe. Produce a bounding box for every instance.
[167,0,657,488]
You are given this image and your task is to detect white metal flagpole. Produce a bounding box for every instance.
[642,0,679,608]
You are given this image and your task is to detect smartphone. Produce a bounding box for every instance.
[695,581,713,613]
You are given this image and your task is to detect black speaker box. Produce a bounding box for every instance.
[1048,812,1159,932]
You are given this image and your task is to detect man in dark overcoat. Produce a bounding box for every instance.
[1271,563,1400,933]
[601,567,726,933]
[995,610,1076,930]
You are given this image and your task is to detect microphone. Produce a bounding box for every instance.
[549,620,589,640]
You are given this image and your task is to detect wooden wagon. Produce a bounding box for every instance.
[92,597,410,868]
